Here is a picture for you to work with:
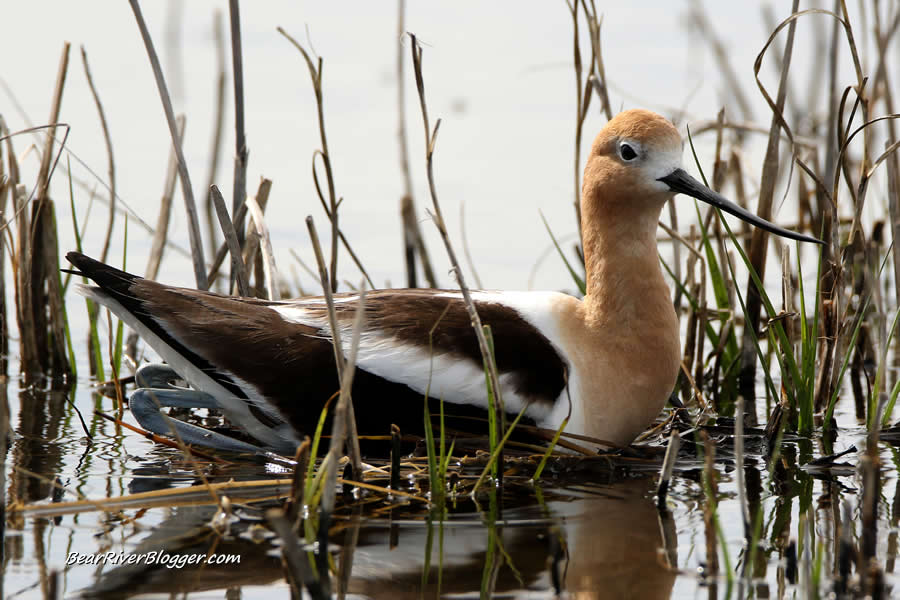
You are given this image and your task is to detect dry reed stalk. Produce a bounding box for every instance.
[277,28,374,292]
[582,0,612,121]
[245,195,277,300]
[128,116,186,361]
[206,200,247,284]
[19,42,72,378]
[656,430,680,511]
[459,201,483,289]
[738,0,800,404]
[689,120,820,148]
[336,510,361,599]
[306,216,363,477]
[566,0,606,240]
[701,431,719,581]
[129,0,208,289]
[320,284,366,544]
[889,141,900,330]
[861,395,885,596]
[228,0,248,228]
[240,178,272,296]
[397,0,437,288]
[389,423,401,492]
[145,115,185,280]
[265,507,328,600]
[667,197,683,312]
[80,46,116,265]
[815,5,869,411]
[204,10,227,265]
[0,120,10,377]
[408,34,509,490]
[680,281,698,403]
[286,437,311,531]
[278,28,341,293]
[37,200,69,374]
[14,182,39,376]
[210,184,249,296]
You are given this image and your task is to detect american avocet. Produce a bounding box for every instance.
[68,109,820,454]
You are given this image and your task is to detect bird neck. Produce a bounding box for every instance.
[580,197,670,324]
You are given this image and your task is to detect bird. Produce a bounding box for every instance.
[67,109,821,455]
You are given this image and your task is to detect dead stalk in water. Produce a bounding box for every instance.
[321,282,366,523]
[397,0,437,288]
[80,46,116,265]
[306,216,363,477]
[128,0,208,289]
[266,507,328,600]
[738,0,799,405]
[245,195,278,300]
[204,10,228,265]
[145,115,185,280]
[409,33,509,494]
[656,430,680,511]
[228,0,248,232]
[210,184,249,296]
[20,42,72,378]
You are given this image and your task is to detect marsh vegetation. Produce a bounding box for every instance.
[2,1,900,598]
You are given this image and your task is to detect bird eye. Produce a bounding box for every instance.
[619,142,638,162]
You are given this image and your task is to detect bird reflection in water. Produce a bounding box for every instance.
[78,475,677,598]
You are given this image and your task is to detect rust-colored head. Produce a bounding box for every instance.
[582,109,684,217]
[581,109,822,245]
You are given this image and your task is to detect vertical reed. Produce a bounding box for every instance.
[18,43,72,380]
[128,0,208,289]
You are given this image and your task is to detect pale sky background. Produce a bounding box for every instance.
[2,1,877,295]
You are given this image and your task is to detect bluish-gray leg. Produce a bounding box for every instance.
[130,364,267,454]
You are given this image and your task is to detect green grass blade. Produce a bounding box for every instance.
[540,211,586,295]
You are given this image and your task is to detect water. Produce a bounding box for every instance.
[1,1,896,598]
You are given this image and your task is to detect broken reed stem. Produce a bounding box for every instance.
[286,436,311,530]
[145,115,185,280]
[20,42,72,378]
[128,0,208,289]
[408,33,507,485]
[210,184,249,296]
[207,200,248,284]
[738,0,800,404]
[656,430,680,511]
[204,10,227,265]
[245,195,278,300]
[266,508,328,600]
[241,178,272,296]
[305,216,363,478]
[396,0,437,289]
[390,424,401,492]
[80,46,116,265]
